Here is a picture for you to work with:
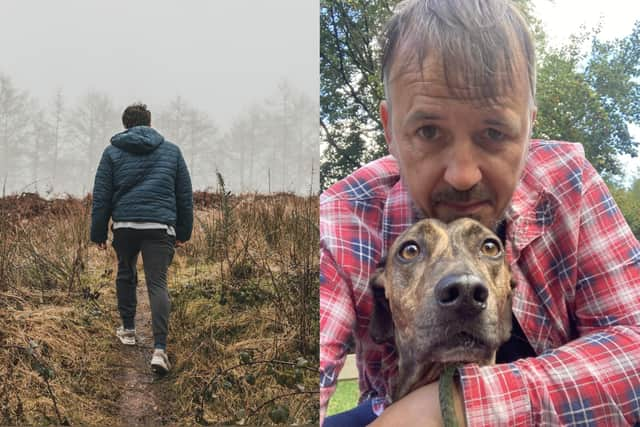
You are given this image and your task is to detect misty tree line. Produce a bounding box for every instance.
[0,74,319,196]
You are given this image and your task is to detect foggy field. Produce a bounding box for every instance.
[0,190,319,426]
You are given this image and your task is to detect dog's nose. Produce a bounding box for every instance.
[434,274,488,315]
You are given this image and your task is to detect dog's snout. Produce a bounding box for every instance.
[434,274,488,314]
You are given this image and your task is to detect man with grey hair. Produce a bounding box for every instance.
[320,0,640,425]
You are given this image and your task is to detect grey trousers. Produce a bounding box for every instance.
[112,228,175,349]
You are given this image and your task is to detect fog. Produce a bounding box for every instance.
[0,1,319,196]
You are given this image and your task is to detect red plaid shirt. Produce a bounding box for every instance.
[320,140,640,426]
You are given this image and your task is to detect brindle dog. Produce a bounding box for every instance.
[369,218,515,402]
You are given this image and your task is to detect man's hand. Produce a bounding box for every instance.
[369,380,465,427]
[96,242,107,250]
[175,240,185,248]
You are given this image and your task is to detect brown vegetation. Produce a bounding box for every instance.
[0,188,319,426]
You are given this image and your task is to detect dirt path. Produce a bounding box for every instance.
[115,282,163,426]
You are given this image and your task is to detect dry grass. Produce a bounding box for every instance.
[0,188,319,426]
[0,197,121,426]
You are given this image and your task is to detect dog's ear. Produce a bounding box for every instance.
[369,263,394,344]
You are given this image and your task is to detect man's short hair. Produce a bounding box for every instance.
[381,0,536,105]
[122,103,151,129]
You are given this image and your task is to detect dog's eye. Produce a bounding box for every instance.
[399,242,420,260]
[480,238,501,257]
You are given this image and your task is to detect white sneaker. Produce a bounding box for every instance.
[151,349,171,374]
[116,326,136,345]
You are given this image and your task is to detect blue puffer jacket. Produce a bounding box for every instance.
[90,126,193,243]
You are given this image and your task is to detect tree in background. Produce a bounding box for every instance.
[535,22,640,178]
[288,85,320,194]
[320,0,392,189]
[268,80,318,194]
[50,90,65,193]
[609,175,640,239]
[156,96,221,190]
[67,91,119,191]
[225,81,318,194]
[228,106,263,192]
[158,95,188,145]
[28,105,54,193]
[0,74,30,194]
[185,108,218,189]
[320,0,640,190]
[0,76,317,196]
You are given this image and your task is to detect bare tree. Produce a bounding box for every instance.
[67,91,118,191]
[261,81,319,193]
[157,96,188,144]
[291,90,319,194]
[184,107,218,189]
[224,82,318,194]
[0,74,30,193]
[29,104,54,193]
[50,89,65,192]
[157,96,221,189]
[228,105,265,192]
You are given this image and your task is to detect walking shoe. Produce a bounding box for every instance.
[116,326,136,346]
[151,349,171,374]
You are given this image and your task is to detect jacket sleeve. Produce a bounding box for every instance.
[457,160,640,426]
[174,149,193,242]
[90,149,113,243]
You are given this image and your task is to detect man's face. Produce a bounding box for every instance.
[381,54,537,230]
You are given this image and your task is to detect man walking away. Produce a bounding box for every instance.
[90,103,193,374]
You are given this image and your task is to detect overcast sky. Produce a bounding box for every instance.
[0,1,319,131]
[534,0,638,47]
[1,1,638,177]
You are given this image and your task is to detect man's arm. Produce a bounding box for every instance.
[320,244,357,424]
[458,159,640,426]
[174,149,193,243]
[372,379,466,427]
[90,149,113,244]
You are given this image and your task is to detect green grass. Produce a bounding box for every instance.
[327,379,360,416]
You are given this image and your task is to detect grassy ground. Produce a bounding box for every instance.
[0,188,319,426]
[327,379,360,416]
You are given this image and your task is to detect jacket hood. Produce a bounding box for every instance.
[111,126,165,154]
